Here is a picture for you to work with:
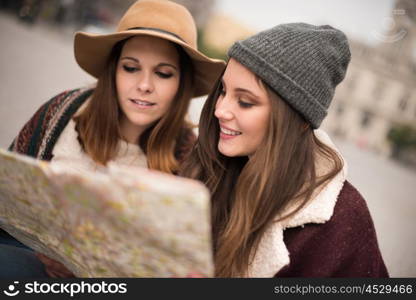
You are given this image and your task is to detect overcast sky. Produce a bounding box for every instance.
[215,0,396,46]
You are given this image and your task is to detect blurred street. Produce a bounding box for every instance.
[1,11,415,277]
[333,138,416,277]
[0,11,94,148]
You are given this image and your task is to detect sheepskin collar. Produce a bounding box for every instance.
[247,130,348,277]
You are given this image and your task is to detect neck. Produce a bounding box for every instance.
[119,118,146,144]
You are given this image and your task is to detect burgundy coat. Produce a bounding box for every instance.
[246,130,388,278]
[276,181,388,277]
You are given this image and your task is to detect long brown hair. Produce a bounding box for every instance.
[181,76,343,277]
[74,38,194,174]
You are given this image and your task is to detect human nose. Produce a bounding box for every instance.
[137,71,154,94]
[214,95,234,121]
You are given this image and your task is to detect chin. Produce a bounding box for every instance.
[128,117,156,128]
[219,145,255,158]
[218,145,238,157]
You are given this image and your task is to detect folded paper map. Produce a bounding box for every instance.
[0,148,213,277]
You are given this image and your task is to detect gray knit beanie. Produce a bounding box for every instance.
[228,23,351,128]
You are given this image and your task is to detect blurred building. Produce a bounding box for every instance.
[1,0,218,33]
[323,0,416,156]
[174,0,216,29]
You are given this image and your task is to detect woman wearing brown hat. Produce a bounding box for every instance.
[181,23,388,277]
[0,0,224,278]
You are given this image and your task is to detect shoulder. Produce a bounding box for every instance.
[276,180,389,277]
[41,88,93,116]
[282,181,375,250]
[330,180,374,230]
[9,88,93,158]
[29,88,91,118]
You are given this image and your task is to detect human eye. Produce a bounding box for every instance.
[156,71,173,79]
[123,65,138,73]
[238,99,254,108]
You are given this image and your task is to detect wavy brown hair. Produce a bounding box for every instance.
[181,76,343,277]
[74,38,194,174]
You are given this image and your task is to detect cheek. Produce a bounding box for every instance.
[247,111,269,146]
[257,115,269,138]
[115,69,127,97]
[159,78,180,103]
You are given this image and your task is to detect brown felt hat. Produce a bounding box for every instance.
[74,0,225,97]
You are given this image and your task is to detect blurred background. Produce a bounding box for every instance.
[0,0,415,277]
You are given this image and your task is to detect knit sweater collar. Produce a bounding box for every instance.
[247,129,348,277]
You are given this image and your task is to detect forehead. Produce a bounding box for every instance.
[121,35,179,63]
[223,58,264,91]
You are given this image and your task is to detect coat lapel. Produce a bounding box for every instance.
[247,130,348,277]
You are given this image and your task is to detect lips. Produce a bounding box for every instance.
[219,124,242,140]
[129,99,156,106]
[220,127,242,136]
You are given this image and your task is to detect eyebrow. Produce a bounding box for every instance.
[120,56,178,70]
[221,79,260,99]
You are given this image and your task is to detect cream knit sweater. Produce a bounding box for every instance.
[51,118,147,175]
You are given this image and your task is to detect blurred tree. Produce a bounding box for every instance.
[174,0,225,59]
[387,124,416,160]
[197,28,227,60]
[18,0,43,24]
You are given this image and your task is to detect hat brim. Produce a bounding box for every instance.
[74,29,225,97]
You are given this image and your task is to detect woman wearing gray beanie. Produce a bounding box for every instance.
[181,23,388,277]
